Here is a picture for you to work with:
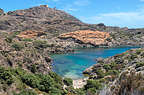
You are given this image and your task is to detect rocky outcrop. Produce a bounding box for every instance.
[17,30,46,38]
[59,30,110,46]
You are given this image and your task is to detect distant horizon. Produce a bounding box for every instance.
[1,0,144,28]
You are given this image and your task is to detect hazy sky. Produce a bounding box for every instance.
[1,0,144,28]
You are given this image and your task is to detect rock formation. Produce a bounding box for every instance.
[17,30,45,38]
[59,30,110,46]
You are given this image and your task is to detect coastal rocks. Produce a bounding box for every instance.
[73,78,88,89]
[96,57,104,63]
[59,30,110,46]
[83,48,144,95]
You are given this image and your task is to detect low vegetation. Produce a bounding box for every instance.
[63,78,73,86]
[83,48,144,95]
[12,42,24,51]
[33,40,49,49]
[0,66,65,95]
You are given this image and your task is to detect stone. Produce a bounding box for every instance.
[59,30,110,46]
[17,30,45,38]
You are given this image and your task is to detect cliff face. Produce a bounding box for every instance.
[59,30,110,46]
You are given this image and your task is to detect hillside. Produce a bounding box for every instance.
[0,5,144,48]
[83,48,144,95]
[0,5,96,36]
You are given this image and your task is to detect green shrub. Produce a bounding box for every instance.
[74,89,85,95]
[49,87,63,95]
[136,49,143,55]
[0,67,14,85]
[22,38,33,42]
[130,54,137,60]
[0,67,65,95]
[33,40,49,49]
[85,80,102,91]
[21,73,62,93]
[38,74,55,92]
[49,71,63,85]
[5,31,21,43]
[5,37,13,43]
[21,74,40,88]
[109,62,117,69]
[10,68,26,77]
[106,70,119,76]
[93,69,105,78]
[63,78,73,86]
[103,64,111,71]
[136,62,144,68]
[12,42,24,51]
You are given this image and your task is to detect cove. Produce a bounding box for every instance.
[52,47,139,79]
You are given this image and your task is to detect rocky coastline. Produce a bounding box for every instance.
[83,48,144,95]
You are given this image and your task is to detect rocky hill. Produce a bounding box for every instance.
[0,5,98,36]
[0,5,144,48]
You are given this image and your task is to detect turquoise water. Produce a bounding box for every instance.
[52,47,139,79]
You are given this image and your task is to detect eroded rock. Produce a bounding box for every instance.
[59,30,110,46]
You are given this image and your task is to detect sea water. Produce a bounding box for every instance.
[52,47,139,79]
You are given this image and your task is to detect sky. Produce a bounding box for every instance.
[0,0,144,28]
